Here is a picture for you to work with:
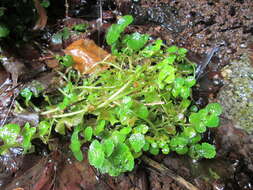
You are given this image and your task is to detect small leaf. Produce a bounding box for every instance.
[141,39,162,57]
[40,0,50,8]
[0,123,20,146]
[111,131,126,145]
[102,139,114,157]
[194,122,207,133]
[162,145,170,154]
[166,46,178,53]
[22,123,36,153]
[84,127,93,141]
[182,127,196,138]
[133,124,149,134]
[122,96,133,108]
[170,137,188,149]
[120,127,132,135]
[149,147,159,155]
[184,76,196,87]
[175,146,188,155]
[206,103,222,116]
[94,120,106,136]
[129,133,145,152]
[180,87,190,99]
[206,114,220,127]
[70,125,83,161]
[134,103,149,120]
[20,88,33,105]
[88,140,105,168]
[200,143,216,159]
[58,55,74,67]
[38,121,50,137]
[178,48,188,56]
[106,15,133,45]
[142,141,150,151]
[108,143,134,174]
[189,134,201,144]
[72,23,88,32]
[124,32,149,51]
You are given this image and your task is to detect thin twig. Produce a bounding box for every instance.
[141,155,199,190]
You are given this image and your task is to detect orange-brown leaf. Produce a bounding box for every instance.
[64,39,112,74]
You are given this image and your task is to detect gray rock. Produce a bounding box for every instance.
[217,56,253,134]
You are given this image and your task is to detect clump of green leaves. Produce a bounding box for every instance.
[0,122,52,154]
[56,54,74,67]
[40,0,50,8]
[0,24,9,38]
[72,23,88,32]
[0,15,222,176]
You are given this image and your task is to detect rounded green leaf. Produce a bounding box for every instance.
[189,134,201,144]
[94,120,106,136]
[200,143,216,159]
[182,127,196,138]
[38,121,50,137]
[102,139,115,157]
[142,141,150,151]
[194,122,207,133]
[170,136,188,149]
[178,48,188,56]
[134,104,149,119]
[206,103,222,116]
[108,143,134,174]
[22,123,36,153]
[133,124,149,134]
[111,131,126,145]
[185,76,196,87]
[88,140,105,168]
[180,87,190,99]
[70,125,83,161]
[124,32,149,51]
[129,133,145,153]
[149,147,159,155]
[120,127,132,135]
[84,127,93,141]
[175,146,188,155]
[166,45,178,53]
[206,114,220,128]
[162,145,170,154]
[0,123,20,145]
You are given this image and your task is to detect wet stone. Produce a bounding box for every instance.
[217,56,253,133]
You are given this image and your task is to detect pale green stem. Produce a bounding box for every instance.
[51,109,86,118]
[97,80,132,109]
[40,107,59,115]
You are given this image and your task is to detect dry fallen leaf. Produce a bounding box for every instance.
[64,39,112,74]
[33,0,48,30]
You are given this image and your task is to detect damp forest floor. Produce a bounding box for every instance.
[0,0,253,190]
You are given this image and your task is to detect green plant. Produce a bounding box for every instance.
[40,0,50,8]
[0,15,222,176]
[0,24,9,38]
[72,23,88,32]
[56,54,74,67]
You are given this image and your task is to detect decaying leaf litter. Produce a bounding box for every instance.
[1,1,252,189]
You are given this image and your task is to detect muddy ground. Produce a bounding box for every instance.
[0,0,253,190]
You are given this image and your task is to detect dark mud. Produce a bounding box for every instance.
[0,0,253,190]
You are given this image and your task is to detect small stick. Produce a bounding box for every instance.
[141,155,199,190]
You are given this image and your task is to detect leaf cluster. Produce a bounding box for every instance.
[0,15,222,176]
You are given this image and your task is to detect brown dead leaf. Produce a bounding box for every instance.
[64,39,112,74]
[33,0,48,30]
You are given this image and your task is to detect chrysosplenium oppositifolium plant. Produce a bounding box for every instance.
[0,15,222,176]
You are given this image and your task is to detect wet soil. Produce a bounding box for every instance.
[0,0,253,190]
